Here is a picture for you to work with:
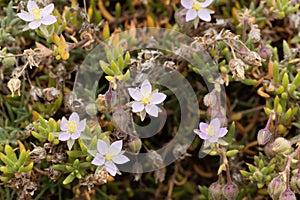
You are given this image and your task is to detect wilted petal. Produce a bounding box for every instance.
[97,139,109,155]
[109,140,123,155]
[150,93,166,104]
[60,117,68,131]
[41,4,54,15]
[17,11,34,22]
[197,9,212,22]
[132,101,144,113]
[69,112,80,123]
[58,132,70,141]
[77,119,86,132]
[29,21,41,29]
[112,154,130,164]
[70,131,80,140]
[181,0,193,9]
[218,128,228,137]
[186,9,197,21]
[27,0,38,12]
[91,154,105,166]
[145,104,159,117]
[105,161,117,176]
[199,0,213,8]
[199,122,208,132]
[140,80,152,95]
[41,15,56,25]
[210,118,220,130]
[128,88,141,101]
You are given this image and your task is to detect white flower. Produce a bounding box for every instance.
[128,79,166,121]
[17,0,56,29]
[59,112,86,150]
[181,0,214,22]
[91,140,130,176]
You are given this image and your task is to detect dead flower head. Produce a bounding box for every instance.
[7,77,21,97]
[229,58,247,80]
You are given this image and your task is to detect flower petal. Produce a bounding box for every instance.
[69,112,80,123]
[145,104,159,117]
[109,140,123,155]
[105,161,117,176]
[41,4,54,15]
[199,122,209,134]
[197,9,212,22]
[150,93,166,104]
[29,21,41,29]
[128,88,141,101]
[132,101,144,113]
[60,117,68,131]
[218,128,228,138]
[198,130,208,140]
[181,0,193,9]
[17,11,34,22]
[70,131,80,140]
[210,118,220,130]
[208,136,218,143]
[58,132,71,141]
[112,154,130,164]
[27,0,38,12]
[41,15,56,25]
[199,0,213,8]
[140,80,152,95]
[185,9,197,21]
[97,139,109,155]
[77,119,86,132]
[91,154,105,166]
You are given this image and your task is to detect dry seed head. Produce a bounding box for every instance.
[7,77,21,97]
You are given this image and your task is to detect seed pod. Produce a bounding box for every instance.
[7,77,21,97]
[125,136,142,154]
[272,137,291,154]
[257,128,271,145]
[290,172,300,194]
[279,188,296,200]
[222,182,239,200]
[209,181,224,200]
[268,175,285,200]
[229,58,246,80]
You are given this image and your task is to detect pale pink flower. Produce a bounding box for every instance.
[181,0,214,22]
[17,0,56,29]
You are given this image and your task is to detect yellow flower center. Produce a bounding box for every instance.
[142,97,150,104]
[66,121,77,134]
[192,2,201,11]
[206,125,215,137]
[31,8,42,21]
[105,154,113,161]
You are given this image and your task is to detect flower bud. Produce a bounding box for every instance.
[209,181,224,200]
[290,172,300,194]
[204,90,217,107]
[272,137,291,154]
[125,136,142,153]
[279,188,297,200]
[105,89,116,109]
[268,175,285,200]
[112,108,130,133]
[222,182,239,200]
[259,42,271,61]
[257,128,271,145]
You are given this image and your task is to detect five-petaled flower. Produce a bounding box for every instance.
[91,140,130,176]
[17,0,56,29]
[181,0,214,22]
[194,118,228,143]
[128,79,167,121]
[59,112,86,149]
